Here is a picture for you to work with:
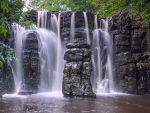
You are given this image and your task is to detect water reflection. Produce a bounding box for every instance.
[0,94,150,113]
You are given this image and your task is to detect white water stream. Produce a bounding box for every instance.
[11,24,25,93]
[37,29,57,92]
[70,12,75,41]
[92,16,115,93]
[83,12,90,44]
[11,11,64,93]
[11,11,114,94]
[38,12,64,92]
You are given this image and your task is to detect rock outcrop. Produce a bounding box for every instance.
[21,31,40,94]
[109,11,150,95]
[62,43,96,98]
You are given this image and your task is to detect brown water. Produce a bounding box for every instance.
[0,93,150,113]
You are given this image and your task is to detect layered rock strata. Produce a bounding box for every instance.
[109,11,150,95]
[62,43,96,98]
[20,31,40,94]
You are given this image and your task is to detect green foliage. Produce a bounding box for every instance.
[0,0,34,37]
[136,60,149,69]
[97,0,150,23]
[30,0,150,23]
[0,0,24,36]
[0,0,33,67]
[136,51,150,68]
[143,51,150,57]
[0,15,10,37]
[29,0,97,12]
[0,42,16,67]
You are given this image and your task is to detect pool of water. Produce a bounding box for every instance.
[0,93,150,113]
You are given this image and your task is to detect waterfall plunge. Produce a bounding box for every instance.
[38,12,64,92]
[38,29,57,92]
[92,17,115,93]
[83,12,90,44]
[11,24,25,94]
[11,11,115,94]
[70,12,75,41]
[11,12,64,94]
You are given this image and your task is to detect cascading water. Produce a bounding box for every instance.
[92,16,115,93]
[50,14,58,33]
[38,12,64,92]
[10,11,114,95]
[100,18,115,92]
[83,12,90,44]
[37,11,41,28]
[11,24,25,93]
[92,15,102,93]
[40,11,47,28]
[70,12,75,41]
[54,13,64,92]
[10,11,64,94]
[38,29,57,92]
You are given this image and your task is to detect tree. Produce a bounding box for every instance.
[0,0,33,67]
[96,0,150,23]
[29,0,98,12]
[29,0,150,23]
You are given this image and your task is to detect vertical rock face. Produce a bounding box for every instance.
[3,10,150,96]
[109,11,150,95]
[0,34,15,94]
[0,64,14,94]
[62,43,96,98]
[61,11,96,98]
[60,11,72,43]
[27,10,38,26]
[21,31,40,93]
[61,11,94,44]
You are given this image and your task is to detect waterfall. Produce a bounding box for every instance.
[37,11,41,28]
[11,11,64,94]
[94,15,98,29]
[83,12,90,44]
[40,11,47,28]
[92,15,102,93]
[38,29,57,92]
[38,12,64,92]
[10,11,114,95]
[92,17,115,93]
[101,18,115,92]
[54,13,64,92]
[11,24,25,94]
[70,12,75,41]
[50,14,58,33]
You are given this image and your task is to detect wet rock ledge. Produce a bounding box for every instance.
[62,42,96,99]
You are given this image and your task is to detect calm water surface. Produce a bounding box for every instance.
[0,92,150,113]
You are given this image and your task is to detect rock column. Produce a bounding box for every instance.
[21,31,40,94]
[62,43,96,98]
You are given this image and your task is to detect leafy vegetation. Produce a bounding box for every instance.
[30,0,150,23]
[0,0,34,37]
[136,51,150,68]
[136,60,149,68]
[0,0,33,67]
[1,0,150,67]
[96,0,150,23]
[0,42,16,67]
